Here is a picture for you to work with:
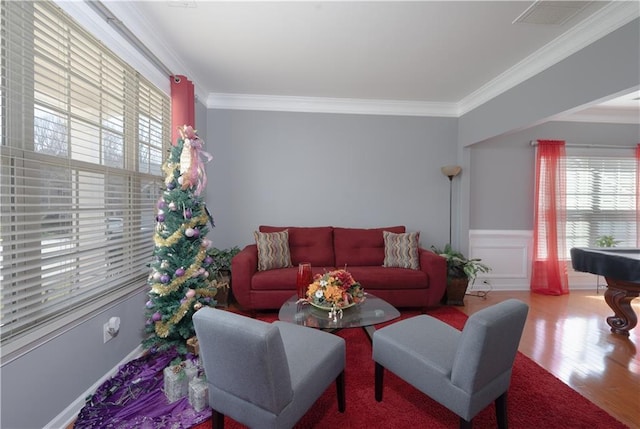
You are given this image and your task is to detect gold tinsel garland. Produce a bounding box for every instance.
[162,160,176,185]
[154,287,219,338]
[155,297,193,338]
[151,247,208,296]
[153,213,209,248]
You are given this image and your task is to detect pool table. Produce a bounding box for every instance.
[570,247,640,336]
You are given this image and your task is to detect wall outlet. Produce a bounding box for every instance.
[103,322,113,343]
[103,316,120,343]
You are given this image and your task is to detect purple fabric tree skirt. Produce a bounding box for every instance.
[75,349,211,429]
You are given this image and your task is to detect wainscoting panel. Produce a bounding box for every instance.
[468,230,599,291]
[468,230,532,291]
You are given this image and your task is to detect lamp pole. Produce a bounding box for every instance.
[440,165,461,246]
[447,174,454,245]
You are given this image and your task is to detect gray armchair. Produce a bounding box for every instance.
[372,299,528,429]
[193,307,346,429]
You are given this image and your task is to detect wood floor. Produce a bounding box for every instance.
[458,290,640,429]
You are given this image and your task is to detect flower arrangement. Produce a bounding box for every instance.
[303,269,365,311]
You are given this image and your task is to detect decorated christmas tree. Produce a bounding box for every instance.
[143,125,218,353]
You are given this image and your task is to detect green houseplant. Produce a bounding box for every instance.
[206,246,241,307]
[594,235,619,294]
[207,246,241,278]
[431,244,491,306]
[595,235,620,248]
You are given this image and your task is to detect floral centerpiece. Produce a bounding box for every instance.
[302,269,365,314]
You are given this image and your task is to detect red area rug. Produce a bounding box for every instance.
[194,307,627,429]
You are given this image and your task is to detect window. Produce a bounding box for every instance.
[0,1,170,358]
[565,153,637,252]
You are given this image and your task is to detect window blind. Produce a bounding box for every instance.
[0,0,170,358]
[565,155,637,250]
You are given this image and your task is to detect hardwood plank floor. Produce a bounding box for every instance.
[459,290,640,429]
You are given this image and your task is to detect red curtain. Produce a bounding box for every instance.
[531,140,569,295]
[171,75,195,144]
[636,144,640,246]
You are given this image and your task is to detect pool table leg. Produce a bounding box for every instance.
[604,278,639,336]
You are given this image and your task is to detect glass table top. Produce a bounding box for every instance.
[278,293,400,330]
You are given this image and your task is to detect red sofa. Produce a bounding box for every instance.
[231,226,447,311]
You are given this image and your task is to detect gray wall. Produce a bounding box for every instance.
[459,18,640,147]
[204,110,459,251]
[1,290,148,429]
[469,121,640,230]
[2,13,638,429]
[195,98,208,137]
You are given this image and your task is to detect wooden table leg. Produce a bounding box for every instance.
[604,278,640,336]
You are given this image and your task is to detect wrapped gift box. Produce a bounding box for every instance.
[163,364,188,403]
[164,359,199,403]
[186,336,199,355]
[189,377,209,412]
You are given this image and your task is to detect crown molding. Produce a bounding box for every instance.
[206,93,458,117]
[63,1,638,117]
[458,1,640,116]
[552,108,640,125]
[103,1,209,102]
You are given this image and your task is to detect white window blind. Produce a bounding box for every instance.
[565,155,637,251]
[0,0,169,358]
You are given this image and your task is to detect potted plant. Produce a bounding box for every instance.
[594,235,619,294]
[206,246,241,307]
[595,235,620,248]
[431,244,491,306]
[208,246,241,278]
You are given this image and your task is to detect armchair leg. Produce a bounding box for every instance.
[495,391,508,429]
[212,409,224,429]
[336,370,346,412]
[374,362,384,402]
[459,417,473,429]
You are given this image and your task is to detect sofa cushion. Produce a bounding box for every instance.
[383,231,420,270]
[346,266,428,290]
[333,226,405,267]
[254,230,293,271]
[259,226,335,267]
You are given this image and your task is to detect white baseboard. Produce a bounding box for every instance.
[44,345,144,429]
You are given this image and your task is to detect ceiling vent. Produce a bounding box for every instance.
[513,1,593,25]
[169,1,197,8]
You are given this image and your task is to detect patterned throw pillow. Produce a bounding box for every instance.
[254,230,293,271]
[383,231,420,270]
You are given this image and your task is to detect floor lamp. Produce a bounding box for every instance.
[441,165,462,245]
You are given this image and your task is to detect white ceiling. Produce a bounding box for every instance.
[104,1,639,121]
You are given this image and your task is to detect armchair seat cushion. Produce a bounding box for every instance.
[274,321,345,403]
[374,315,461,376]
[373,315,463,401]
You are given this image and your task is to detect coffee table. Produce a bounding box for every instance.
[278,293,401,340]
